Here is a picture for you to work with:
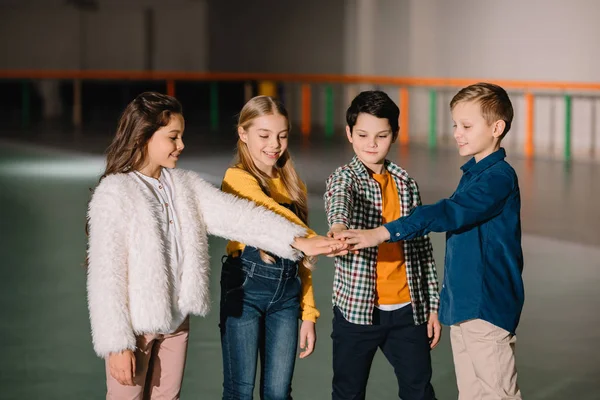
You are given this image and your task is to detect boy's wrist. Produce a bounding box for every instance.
[375,226,391,243]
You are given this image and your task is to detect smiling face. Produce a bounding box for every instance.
[451,100,504,162]
[143,113,185,173]
[346,112,394,173]
[238,113,289,177]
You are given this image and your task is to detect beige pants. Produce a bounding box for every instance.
[106,318,190,400]
[450,319,521,400]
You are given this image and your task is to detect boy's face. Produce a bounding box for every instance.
[451,100,504,162]
[346,113,394,173]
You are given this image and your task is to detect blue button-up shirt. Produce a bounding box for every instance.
[384,148,524,334]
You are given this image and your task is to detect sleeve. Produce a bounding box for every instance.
[86,185,136,358]
[298,265,320,322]
[324,169,354,228]
[384,171,515,241]
[221,168,316,237]
[190,173,307,261]
[409,179,440,314]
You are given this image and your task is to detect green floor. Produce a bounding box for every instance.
[1,144,599,399]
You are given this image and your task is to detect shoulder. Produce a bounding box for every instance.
[223,166,256,183]
[88,174,132,216]
[487,161,518,185]
[387,161,420,191]
[327,164,355,183]
[170,168,218,191]
[386,160,412,182]
[90,173,131,204]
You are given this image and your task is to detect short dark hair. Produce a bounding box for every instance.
[450,82,514,139]
[346,90,400,140]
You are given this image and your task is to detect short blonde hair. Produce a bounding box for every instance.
[450,82,514,138]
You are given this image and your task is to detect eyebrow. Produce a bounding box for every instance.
[355,129,391,134]
[257,128,288,134]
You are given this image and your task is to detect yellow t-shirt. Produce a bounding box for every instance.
[372,171,411,306]
[221,167,320,322]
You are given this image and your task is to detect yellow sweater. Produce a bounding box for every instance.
[221,167,320,322]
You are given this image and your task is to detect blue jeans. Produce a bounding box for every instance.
[220,247,301,400]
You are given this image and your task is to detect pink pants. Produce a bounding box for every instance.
[105,318,189,400]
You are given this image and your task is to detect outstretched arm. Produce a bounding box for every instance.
[190,173,342,260]
[337,171,515,249]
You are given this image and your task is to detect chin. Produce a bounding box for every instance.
[458,147,471,157]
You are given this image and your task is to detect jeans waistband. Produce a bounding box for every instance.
[224,247,298,280]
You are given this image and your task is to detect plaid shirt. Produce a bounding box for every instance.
[324,156,440,325]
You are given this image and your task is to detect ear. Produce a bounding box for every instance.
[346,125,353,143]
[238,126,248,143]
[492,120,505,138]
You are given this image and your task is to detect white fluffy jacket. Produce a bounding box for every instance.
[87,168,307,358]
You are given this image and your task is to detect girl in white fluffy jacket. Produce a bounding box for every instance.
[86,92,343,399]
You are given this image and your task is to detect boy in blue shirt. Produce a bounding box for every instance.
[337,83,524,399]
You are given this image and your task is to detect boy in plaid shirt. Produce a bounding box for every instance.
[324,91,440,400]
[337,83,524,399]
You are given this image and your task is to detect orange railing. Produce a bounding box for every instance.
[2,69,599,161]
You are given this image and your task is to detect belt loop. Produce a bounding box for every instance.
[247,262,255,277]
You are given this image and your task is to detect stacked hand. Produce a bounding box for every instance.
[292,235,349,257]
[328,225,391,251]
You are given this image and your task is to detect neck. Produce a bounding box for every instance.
[474,144,500,163]
[365,162,385,175]
[137,163,162,179]
[257,164,276,178]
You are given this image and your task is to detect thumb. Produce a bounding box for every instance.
[427,321,433,339]
[131,353,136,378]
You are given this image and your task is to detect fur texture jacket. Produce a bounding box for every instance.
[87,168,307,358]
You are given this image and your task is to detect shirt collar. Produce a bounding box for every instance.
[349,155,410,181]
[460,148,506,175]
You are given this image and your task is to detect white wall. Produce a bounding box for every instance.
[2,0,599,160]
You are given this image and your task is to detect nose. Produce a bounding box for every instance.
[177,139,185,151]
[453,127,462,140]
[269,135,281,149]
[368,137,377,148]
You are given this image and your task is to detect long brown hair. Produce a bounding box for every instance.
[100,91,183,181]
[235,96,313,267]
[85,92,182,259]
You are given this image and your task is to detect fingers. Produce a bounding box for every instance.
[131,354,136,379]
[109,352,136,387]
[429,322,442,349]
[112,367,133,386]
[427,320,433,340]
[299,331,316,359]
[123,366,135,386]
[333,230,356,240]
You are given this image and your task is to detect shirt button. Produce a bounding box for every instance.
[396,233,400,237]
[169,220,173,224]
[165,203,169,207]
[159,185,163,189]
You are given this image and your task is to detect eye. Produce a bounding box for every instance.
[169,137,177,140]
[464,126,471,129]
[358,134,367,138]
[259,135,269,139]
[279,135,288,140]
[452,124,457,129]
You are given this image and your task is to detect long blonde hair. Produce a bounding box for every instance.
[235,96,313,267]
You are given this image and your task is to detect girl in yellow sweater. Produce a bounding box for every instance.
[219,96,322,399]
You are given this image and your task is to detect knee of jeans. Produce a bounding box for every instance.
[262,382,292,400]
[223,386,254,400]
